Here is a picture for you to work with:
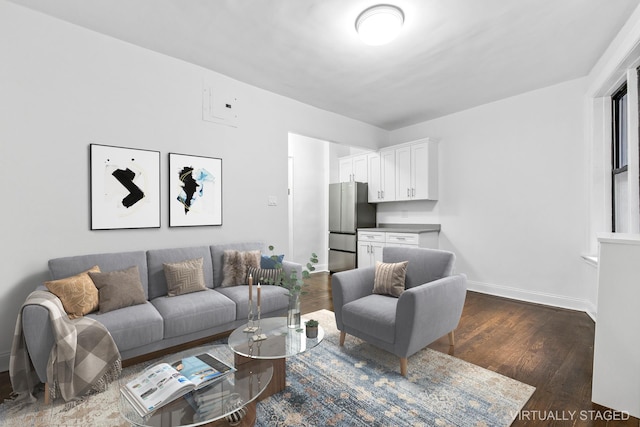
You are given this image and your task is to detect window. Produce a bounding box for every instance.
[612,83,628,232]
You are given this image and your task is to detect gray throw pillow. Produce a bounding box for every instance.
[163,257,206,296]
[372,260,409,298]
[89,265,147,313]
[246,266,283,285]
[221,250,260,286]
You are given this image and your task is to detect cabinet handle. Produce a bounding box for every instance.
[377,191,381,199]
[412,188,415,197]
[381,190,384,199]
[407,188,410,197]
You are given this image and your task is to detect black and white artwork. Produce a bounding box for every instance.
[90,144,160,230]
[169,153,222,227]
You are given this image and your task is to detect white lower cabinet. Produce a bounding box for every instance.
[357,230,439,267]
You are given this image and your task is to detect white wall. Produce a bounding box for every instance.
[0,1,386,371]
[385,78,592,311]
[288,133,329,270]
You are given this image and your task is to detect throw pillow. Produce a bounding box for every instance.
[372,260,409,298]
[45,265,101,319]
[261,254,284,269]
[246,266,283,285]
[221,250,260,286]
[163,257,206,296]
[89,265,147,314]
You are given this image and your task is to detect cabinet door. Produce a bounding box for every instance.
[339,158,353,182]
[371,243,385,265]
[367,153,382,202]
[411,142,437,200]
[380,149,396,201]
[395,146,411,201]
[352,154,368,182]
[357,241,372,268]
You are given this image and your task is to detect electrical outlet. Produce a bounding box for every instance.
[268,196,277,206]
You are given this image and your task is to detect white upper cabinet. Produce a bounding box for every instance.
[368,149,395,202]
[339,154,369,182]
[396,140,438,201]
[340,138,438,202]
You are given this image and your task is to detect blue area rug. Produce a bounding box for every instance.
[256,309,534,427]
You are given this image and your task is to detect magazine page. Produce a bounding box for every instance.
[121,362,195,416]
[172,352,236,390]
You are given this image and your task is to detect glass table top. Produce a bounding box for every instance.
[228,317,325,359]
[120,344,273,427]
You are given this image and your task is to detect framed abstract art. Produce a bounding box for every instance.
[168,153,222,227]
[90,144,161,230]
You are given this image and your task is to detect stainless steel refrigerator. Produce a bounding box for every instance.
[328,182,376,273]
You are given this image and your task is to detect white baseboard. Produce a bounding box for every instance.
[468,280,597,320]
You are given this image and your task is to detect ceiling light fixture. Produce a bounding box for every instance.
[355,4,404,46]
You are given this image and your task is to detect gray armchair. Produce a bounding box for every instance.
[332,246,467,376]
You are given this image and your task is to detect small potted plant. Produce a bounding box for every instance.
[305,319,319,339]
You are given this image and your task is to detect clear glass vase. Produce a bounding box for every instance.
[287,292,301,329]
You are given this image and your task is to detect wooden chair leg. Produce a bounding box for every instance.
[339,331,346,346]
[448,330,455,346]
[44,382,50,404]
[400,357,408,377]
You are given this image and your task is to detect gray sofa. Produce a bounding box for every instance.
[22,242,300,384]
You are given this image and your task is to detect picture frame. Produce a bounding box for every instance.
[168,153,222,227]
[90,144,161,230]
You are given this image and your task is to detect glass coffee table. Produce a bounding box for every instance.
[120,344,273,427]
[228,317,324,399]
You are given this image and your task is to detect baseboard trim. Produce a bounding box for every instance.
[468,280,597,320]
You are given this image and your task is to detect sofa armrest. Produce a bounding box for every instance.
[282,260,302,278]
[331,267,376,330]
[22,302,55,384]
[395,274,467,357]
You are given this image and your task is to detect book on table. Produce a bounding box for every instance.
[120,352,236,417]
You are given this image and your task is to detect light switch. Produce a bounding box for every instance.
[268,196,278,206]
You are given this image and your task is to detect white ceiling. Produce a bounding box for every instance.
[8,0,640,130]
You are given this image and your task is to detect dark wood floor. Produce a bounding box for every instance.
[2,273,638,426]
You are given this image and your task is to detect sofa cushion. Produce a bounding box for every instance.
[342,294,398,344]
[211,242,263,288]
[151,289,236,339]
[87,302,164,352]
[89,266,147,314]
[372,261,408,298]
[147,246,214,300]
[216,284,288,318]
[164,257,207,296]
[45,265,100,319]
[221,250,260,286]
[49,250,149,298]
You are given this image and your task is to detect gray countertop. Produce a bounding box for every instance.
[357,223,441,233]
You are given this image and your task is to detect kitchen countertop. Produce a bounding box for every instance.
[357,223,441,233]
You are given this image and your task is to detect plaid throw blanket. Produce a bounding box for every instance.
[9,290,121,403]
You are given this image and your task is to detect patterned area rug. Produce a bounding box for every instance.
[0,309,534,427]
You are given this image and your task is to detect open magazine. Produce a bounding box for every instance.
[120,352,236,417]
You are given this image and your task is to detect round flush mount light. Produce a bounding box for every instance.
[355,4,404,46]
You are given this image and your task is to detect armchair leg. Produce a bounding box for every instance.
[448,330,455,347]
[44,382,50,404]
[339,331,346,346]
[400,358,408,377]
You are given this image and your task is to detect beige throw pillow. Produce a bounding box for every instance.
[163,257,206,296]
[45,265,101,319]
[89,265,147,314]
[221,250,260,286]
[373,261,409,298]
